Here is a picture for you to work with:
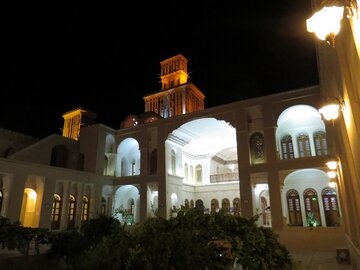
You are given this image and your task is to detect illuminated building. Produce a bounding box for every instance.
[0,54,349,265]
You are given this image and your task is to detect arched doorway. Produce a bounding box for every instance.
[20,188,37,227]
[322,188,340,226]
[304,188,321,227]
[286,189,303,226]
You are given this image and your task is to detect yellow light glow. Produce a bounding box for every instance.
[29,190,37,200]
[326,160,338,170]
[342,100,352,127]
[319,104,340,120]
[307,6,344,41]
[327,170,337,178]
[329,180,337,188]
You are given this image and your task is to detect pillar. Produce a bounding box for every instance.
[39,177,56,228]
[7,173,27,223]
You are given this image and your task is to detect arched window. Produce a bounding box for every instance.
[322,188,339,226]
[221,198,230,213]
[195,165,202,184]
[0,190,3,214]
[184,199,189,208]
[286,189,302,226]
[233,198,241,216]
[68,195,76,229]
[250,132,265,164]
[314,131,328,156]
[184,163,188,181]
[211,199,219,213]
[190,199,194,208]
[171,149,176,175]
[303,188,321,226]
[195,199,204,210]
[297,133,311,157]
[51,194,62,230]
[81,196,89,222]
[281,135,294,160]
[101,197,106,215]
[190,165,194,182]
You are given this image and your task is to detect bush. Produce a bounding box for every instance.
[45,210,292,270]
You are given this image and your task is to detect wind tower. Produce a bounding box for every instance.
[62,108,97,140]
[143,54,205,118]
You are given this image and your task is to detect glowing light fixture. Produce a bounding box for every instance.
[327,170,337,178]
[326,158,338,170]
[326,160,338,170]
[329,179,337,188]
[319,97,345,121]
[306,0,358,46]
[29,190,37,199]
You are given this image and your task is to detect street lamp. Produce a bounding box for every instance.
[306,0,358,47]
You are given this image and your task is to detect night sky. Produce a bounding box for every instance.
[2,1,318,139]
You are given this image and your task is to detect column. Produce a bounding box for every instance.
[157,128,167,219]
[268,170,284,231]
[92,183,103,219]
[60,181,70,230]
[39,177,56,228]
[139,183,147,223]
[239,170,253,219]
[7,173,27,223]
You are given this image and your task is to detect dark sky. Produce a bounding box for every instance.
[2,1,318,139]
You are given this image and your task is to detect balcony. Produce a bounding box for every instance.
[210,172,239,183]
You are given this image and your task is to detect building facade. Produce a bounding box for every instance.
[0,54,349,261]
[308,0,360,267]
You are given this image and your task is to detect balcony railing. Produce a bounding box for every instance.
[210,172,239,183]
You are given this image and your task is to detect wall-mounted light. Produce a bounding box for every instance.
[326,156,339,170]
[327,170,337,178]
[329,178,337,188]
[319,96,345,121]
[306,0,358,47]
